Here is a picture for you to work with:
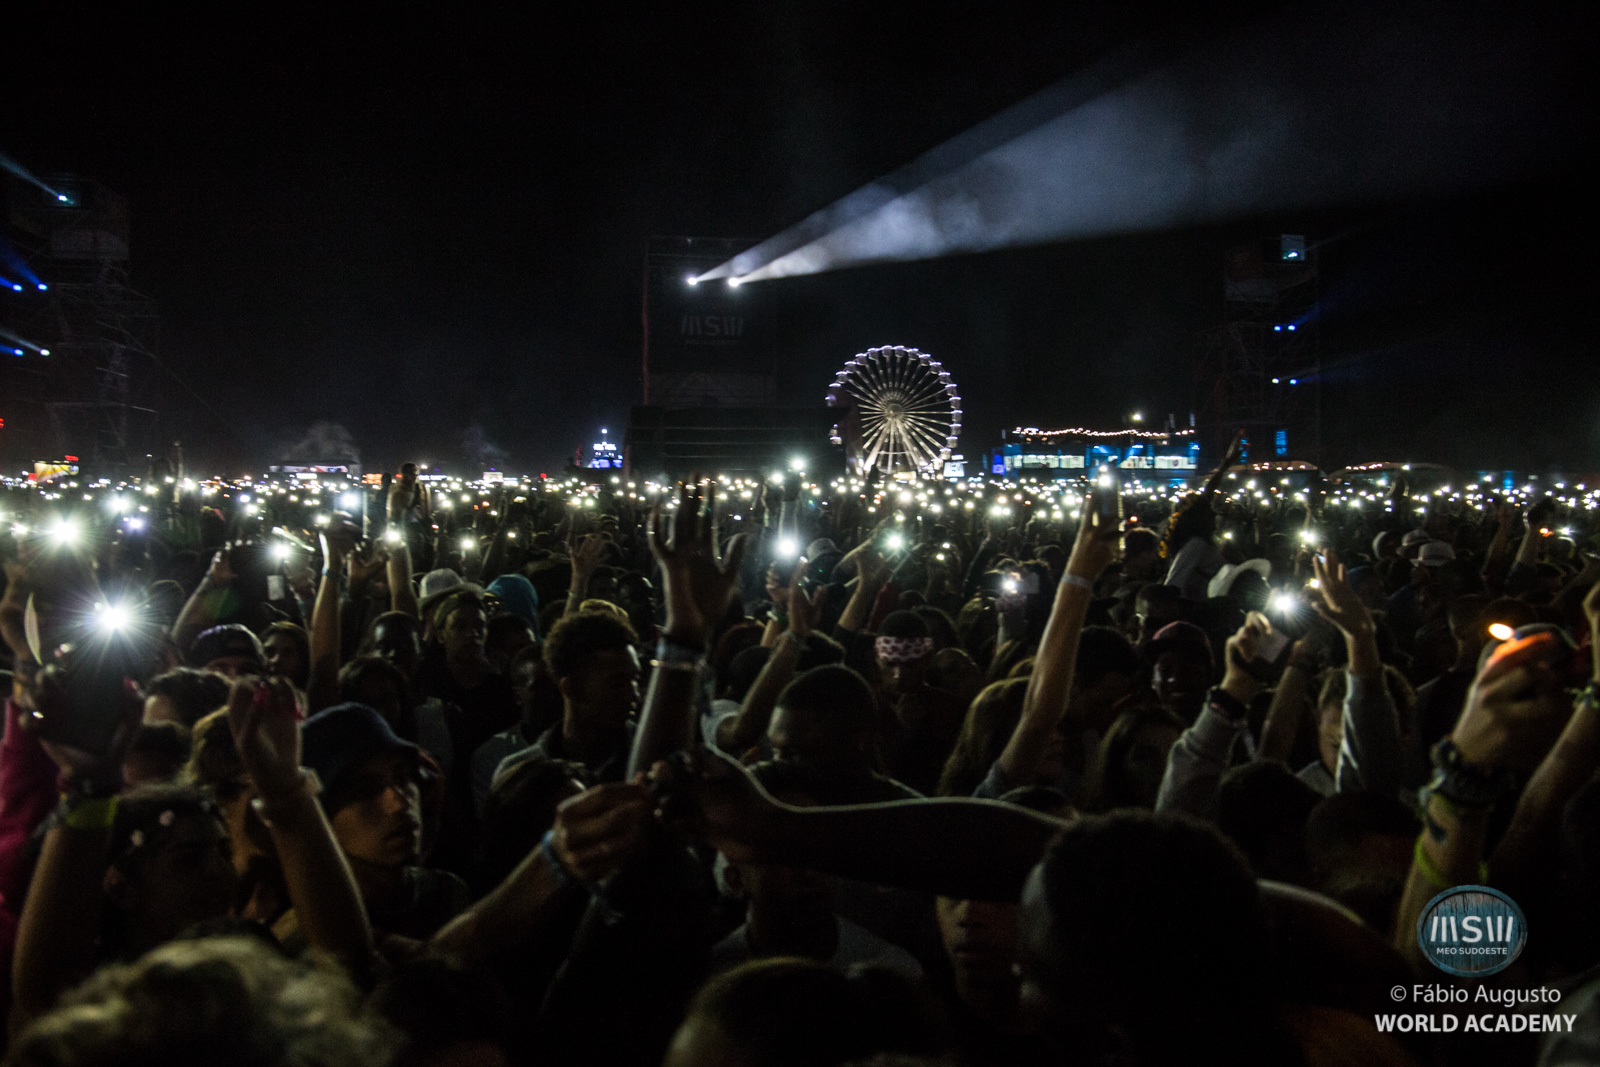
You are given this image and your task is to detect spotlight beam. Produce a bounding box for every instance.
[707,5,1582,286]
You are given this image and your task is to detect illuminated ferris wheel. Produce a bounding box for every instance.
[827,346,961,476]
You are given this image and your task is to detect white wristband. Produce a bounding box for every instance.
[1063,573,1094,591]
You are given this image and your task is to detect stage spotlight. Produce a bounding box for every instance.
[685,275,699,286]
[727,277,743,288]
[11,348,23,357]
[55,193,68,202]
[6,283,20,293]
[36,283,46,292]
[39,348,48,355]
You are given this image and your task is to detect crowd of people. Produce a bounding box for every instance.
[0,437,1597,1066]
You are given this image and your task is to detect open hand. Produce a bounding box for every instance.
[1310,549,1374,638]
[226,677,304,802]
[648,480,748,647]
[787,559,826,638]
[1452,634,1571,771]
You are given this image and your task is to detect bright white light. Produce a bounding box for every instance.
[1487,622,1514,641]
[1270,591,1297,615]
[727,277,743,288]
[125,517,144,531]
[313,513,329,526]
[885,532,906,552]
[461,537,475,553]
[48,518,80,546]
[1299,530,1318,544]
[96,602,132,633]
[384,528,402,545]
[776,537,799,558]
[339,492,359,510]
[270,543,292,562]
[686,275,700,286]
[789,456,806,471]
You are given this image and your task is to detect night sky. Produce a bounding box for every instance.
[2,1,1594,475]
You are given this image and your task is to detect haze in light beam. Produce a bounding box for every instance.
[716,2,1586,285]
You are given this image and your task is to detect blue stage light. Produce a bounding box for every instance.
[7,284,19,293]
[1273,324,1282,331]
[11,348,23,356]
[36,283,46,292]
[1289,378,1299,385]
[1287,324,1296,331]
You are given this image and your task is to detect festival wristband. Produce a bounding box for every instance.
[1062,573,1094,592]
[59,793,119,832]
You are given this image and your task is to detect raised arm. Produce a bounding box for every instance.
[227,678,373,981]
[9,680,141,1036]
[1156,613,1268,818]
[306,528,355,715]
[1310,550,1401,796]
[171,548,237,651]
[385,467,421,618]
[992,485,1121,793]
[1256,639,1320,763]
[663,748,1064,902]
[1489,582,1600,903]
[564,534,608,617]
[627,482,746,779]
[1393,636,1568,973]
[716,571,823,754]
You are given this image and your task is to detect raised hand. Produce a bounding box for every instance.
[549,780,654,884]
[204,547,238,589]
[651,748,778,867]
[1065,483,1123,582]
[347,540,389,586]
[388,464,419,522]
[225,677,305,802]
[1310,549,1375,638]
[1220,610,1274,703]
[1452,635,1571,771]
[569,532,609,578]
[648,480,748,648]
[787,560,826,638]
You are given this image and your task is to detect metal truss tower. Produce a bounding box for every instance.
[3,175,159,474]
[1195,235,1320,465]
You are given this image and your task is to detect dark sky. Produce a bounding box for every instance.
[2,1,1594,475]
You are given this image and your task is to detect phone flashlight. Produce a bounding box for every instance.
[885,532,906,553]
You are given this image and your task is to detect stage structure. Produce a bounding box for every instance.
[827,346,960,478]
[629,236,841,477]
[1195,234,1320,465]
[2,175,159,474]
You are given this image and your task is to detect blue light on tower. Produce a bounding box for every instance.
[1275,430,1287,457]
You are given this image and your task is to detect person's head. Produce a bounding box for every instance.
[664,959,939,1067]
[103,785,238,958]
[143,667,231,727]
[769,665,878,773]
[1121,528,1162,581]
[484,612,536,673]
[261,621,310,689]
[363,611,425,682]
[1305,792,1419,935]
[1020,812,1273,1064]
[436,591,490,657]
[8,935,398,1067]
[337,655,414,737]
[1082,706,1184,811]
[507,643,559,737]
[123,721,193,787]
[937,678,1030,796]
[1216,761,1320,884]
[1145,621,1213,722]
[875,610,933,697]
[1133,584,1183,644]
[188,624,265,679]
[301,704,423,871]
[543,610,642,734]
[1071,626,1143,729]
[370,956,514,1067]
[1446,593,1489,653]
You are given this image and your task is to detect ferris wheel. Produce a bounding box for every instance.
[827,346,961,477]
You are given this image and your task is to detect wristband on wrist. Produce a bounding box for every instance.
[1426,739,1514,810]
[58,793,119,832]
[1206,686,1250,724]
[250,769,323,828]
[539,829,583,888]
[1062,573,1094,592]
[657,635,707,662]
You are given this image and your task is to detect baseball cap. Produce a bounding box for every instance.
[1145,621,1214,669]
[189,624,265,671]
[300,703,420,813]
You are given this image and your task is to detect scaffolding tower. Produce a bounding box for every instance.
[1195,235,1320,465]
[3,175,159,474]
